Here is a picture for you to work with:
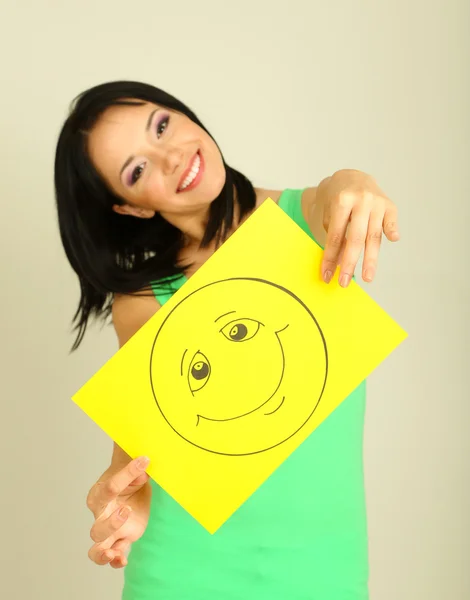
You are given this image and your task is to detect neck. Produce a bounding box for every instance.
[164,185,244,249]
[160,204,213,248]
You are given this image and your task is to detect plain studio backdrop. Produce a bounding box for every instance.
[0,1,468,598]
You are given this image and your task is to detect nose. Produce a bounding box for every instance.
[151,145,183,176]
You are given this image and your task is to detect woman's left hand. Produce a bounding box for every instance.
[317,169,400,287]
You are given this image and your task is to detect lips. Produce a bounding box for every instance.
[176,150,203,193]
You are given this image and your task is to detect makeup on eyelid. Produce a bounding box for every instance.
[125,112,171,186]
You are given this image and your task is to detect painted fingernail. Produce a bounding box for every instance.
[339,274,350,288]
[323,270,332,283]
[118,506,130,520]
[137,457,150,469]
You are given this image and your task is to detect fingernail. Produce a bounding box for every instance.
[364,269,374,282]
[137,456,150,469]
[323,270,332,283]
[339,274,350,288]
[101,551,110,562]
[118,506,130,520]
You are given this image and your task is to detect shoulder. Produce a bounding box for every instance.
[112,291,161,347]
[254,188,283,206]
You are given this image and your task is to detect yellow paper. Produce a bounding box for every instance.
[72,199,407,533]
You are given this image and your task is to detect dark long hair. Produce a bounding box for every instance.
[54,81,256,350]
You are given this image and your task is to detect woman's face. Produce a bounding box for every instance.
[87,101,226,220]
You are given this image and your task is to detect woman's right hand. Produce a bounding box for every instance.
[86,456,152,569]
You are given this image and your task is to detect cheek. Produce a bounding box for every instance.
[143,172,171,207]
[207,148,226,190]
[201,135,224,170]
[212,165,226,193]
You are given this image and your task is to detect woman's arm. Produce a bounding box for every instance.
[104,293,162,470]
[104,291,162,469]
[85,292,162,569]
[112,292,162,347]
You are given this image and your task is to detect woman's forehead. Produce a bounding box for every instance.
[87,103,156,161]
[96,101,158,126]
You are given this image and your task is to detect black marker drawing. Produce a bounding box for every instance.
[150,278,328,456]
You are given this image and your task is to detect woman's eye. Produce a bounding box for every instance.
[127,116,169,186]
[156,116,169,138]
[131,163,145,185]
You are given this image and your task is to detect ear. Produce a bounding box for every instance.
[112,204,155,219]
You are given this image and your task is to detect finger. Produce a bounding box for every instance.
[336,235,348,267]
[88,542,117,566]
[110,553,128,569]
[362,211,384,282]
[383,205,400,241]
[90,505,131,544]
[127,472,150,489]
[322,198,332,232]
[110,539,131,569]
[90,457,150,512]
[338,208,370,287]
[112,538,132,553]
[321,202,352,282]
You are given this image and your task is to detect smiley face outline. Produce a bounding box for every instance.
[149,277,328,456]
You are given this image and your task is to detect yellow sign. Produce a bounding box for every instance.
[73,199,407,533]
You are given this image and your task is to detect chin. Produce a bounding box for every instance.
[188,172,226,207]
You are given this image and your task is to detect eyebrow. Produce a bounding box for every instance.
[119,108,160,179]
[214,310,236,323]
[180,348,188,377]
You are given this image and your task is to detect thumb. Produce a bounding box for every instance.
[127,472,150,489]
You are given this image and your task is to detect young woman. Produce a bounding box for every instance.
[55,80,399,600]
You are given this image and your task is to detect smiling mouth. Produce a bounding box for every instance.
[196,324,289,425]
[177,150,203,193]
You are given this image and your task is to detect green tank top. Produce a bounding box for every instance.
[122,189,369,600]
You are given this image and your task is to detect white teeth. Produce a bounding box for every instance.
[179,153,200,191]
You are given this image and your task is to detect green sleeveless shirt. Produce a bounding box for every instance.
[122,189,369,600]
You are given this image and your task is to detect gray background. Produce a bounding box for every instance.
[0,1,468,598]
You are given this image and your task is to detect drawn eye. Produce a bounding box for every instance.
[221,319,261,342]
[188,351,211,392]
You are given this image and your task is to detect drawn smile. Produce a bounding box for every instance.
[195,325,289,426]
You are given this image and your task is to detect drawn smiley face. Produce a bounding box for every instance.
[150,278,328,456]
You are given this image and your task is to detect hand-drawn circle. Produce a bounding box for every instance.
[149,278,328,456]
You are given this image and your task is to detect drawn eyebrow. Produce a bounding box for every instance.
[119,108,161,178]
[180,349,188,376]
[214,310,236,323]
